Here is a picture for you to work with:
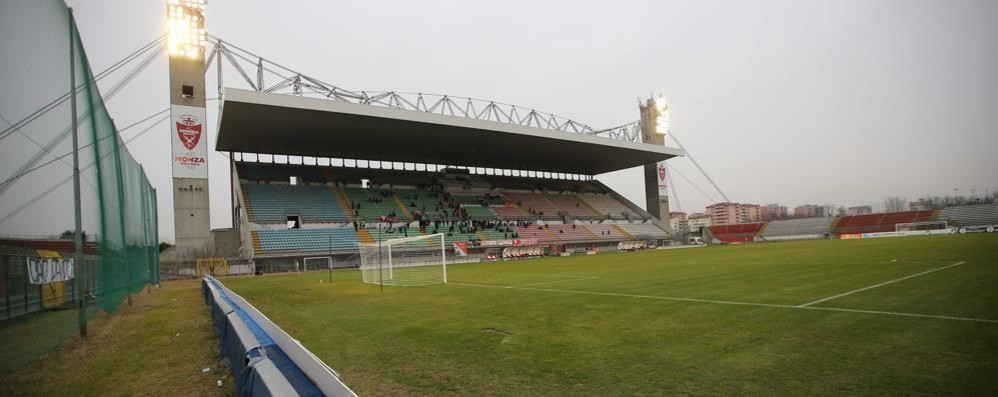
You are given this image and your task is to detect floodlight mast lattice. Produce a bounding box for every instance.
[202,35,644,143]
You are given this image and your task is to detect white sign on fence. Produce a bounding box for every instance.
[26,257,75,284]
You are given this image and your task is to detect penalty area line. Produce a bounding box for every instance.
[797,261,967,308]
[511,276,600,288]
[448,281,998,324]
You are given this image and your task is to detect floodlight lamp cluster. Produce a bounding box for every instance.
[167,0,207,59]
[654,96,670,136]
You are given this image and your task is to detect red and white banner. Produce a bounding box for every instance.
[452,242,468,256]
[656,161,668,195]
[170,105,208,178]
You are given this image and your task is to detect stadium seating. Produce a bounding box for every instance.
[365,225,421,242]
[579,194,634,219]
[236,162,679,262]
[461,205,499,220]
[832,210,936,236]
[615,223,670,239]
[583,224,630,239]
[544,193,602,219]
[476,227,512,241]
[255,227,358,253]
[341,187,409,221]
[548,224,597,241]
[450,193,503,206]
[395,188,452,220]
[939,203,998,227]
[708,223,766,244]
[243,183,348,223]
[490,204,533,221]
[759,217,833,241]
[514,226,560,242]
[504,192,562,220]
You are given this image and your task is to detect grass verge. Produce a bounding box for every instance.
[0,279,233,396]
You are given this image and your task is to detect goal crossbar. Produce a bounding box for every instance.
[358,233,447,287]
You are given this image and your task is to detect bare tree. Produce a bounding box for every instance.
[822,203,836,217]
[882,196,907,213]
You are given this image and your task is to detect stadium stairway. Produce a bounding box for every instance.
[491,203,533,221]
[332,187,355,221]
[576,199,603,219]
[462,205,499,220]
[505,192,561,220]
[543,228,561,242]
[829,217,841,231]
[544,193,601,219]
[391,195,413,220]
[356,229,375,244]
[549,224,597,241]
[612,224,633,239]
[241,185,256,223]
[582,224,628,239]
[251,232,262,256]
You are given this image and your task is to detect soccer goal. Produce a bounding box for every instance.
[196,257,228,277]
[896,220,949,235]
[359,233,446,287]
[303,256,332,272]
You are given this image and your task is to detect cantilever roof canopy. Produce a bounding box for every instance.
[216,88,682,175]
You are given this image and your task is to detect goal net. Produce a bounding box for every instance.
[196,257,228,277]
[896,220,949,235]
[359,233,446,287]
[303,256,332,272]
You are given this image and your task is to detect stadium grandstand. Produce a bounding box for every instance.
[217,89,681,270]
[939,203,998,229]
[707,223,766,244]
[698,206,998,244]
[831,210,937,236]
[238,162,672,269]
[758,217,835,241]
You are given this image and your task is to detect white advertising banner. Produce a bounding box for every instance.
[170,104,208,179]
[656,161,668,196]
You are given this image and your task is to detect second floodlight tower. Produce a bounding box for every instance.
[167,0,210,261]
[640,96,672,226]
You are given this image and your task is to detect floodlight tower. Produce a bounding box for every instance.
[640,96,672,229]
[167,0,210,262]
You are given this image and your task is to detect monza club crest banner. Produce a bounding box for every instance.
[656,161,668,195]
[170,105,208,178]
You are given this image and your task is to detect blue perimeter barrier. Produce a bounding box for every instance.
[202,277,357,397]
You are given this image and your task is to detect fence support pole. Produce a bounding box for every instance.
[69,9,87,337]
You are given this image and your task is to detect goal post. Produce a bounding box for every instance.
[896,220,949,235]
[359,233,447,287]
[196,257,228,277]
[303,256,332,272]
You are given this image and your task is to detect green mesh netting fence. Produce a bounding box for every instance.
[0,0,160,378]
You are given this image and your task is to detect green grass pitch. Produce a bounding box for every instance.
[223,234,998,396]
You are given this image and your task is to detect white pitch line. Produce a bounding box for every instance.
[797,261,967,307]
[448,280,998,324]
[511,276,599,288]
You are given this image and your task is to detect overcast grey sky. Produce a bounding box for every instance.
[61,0,998,243]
